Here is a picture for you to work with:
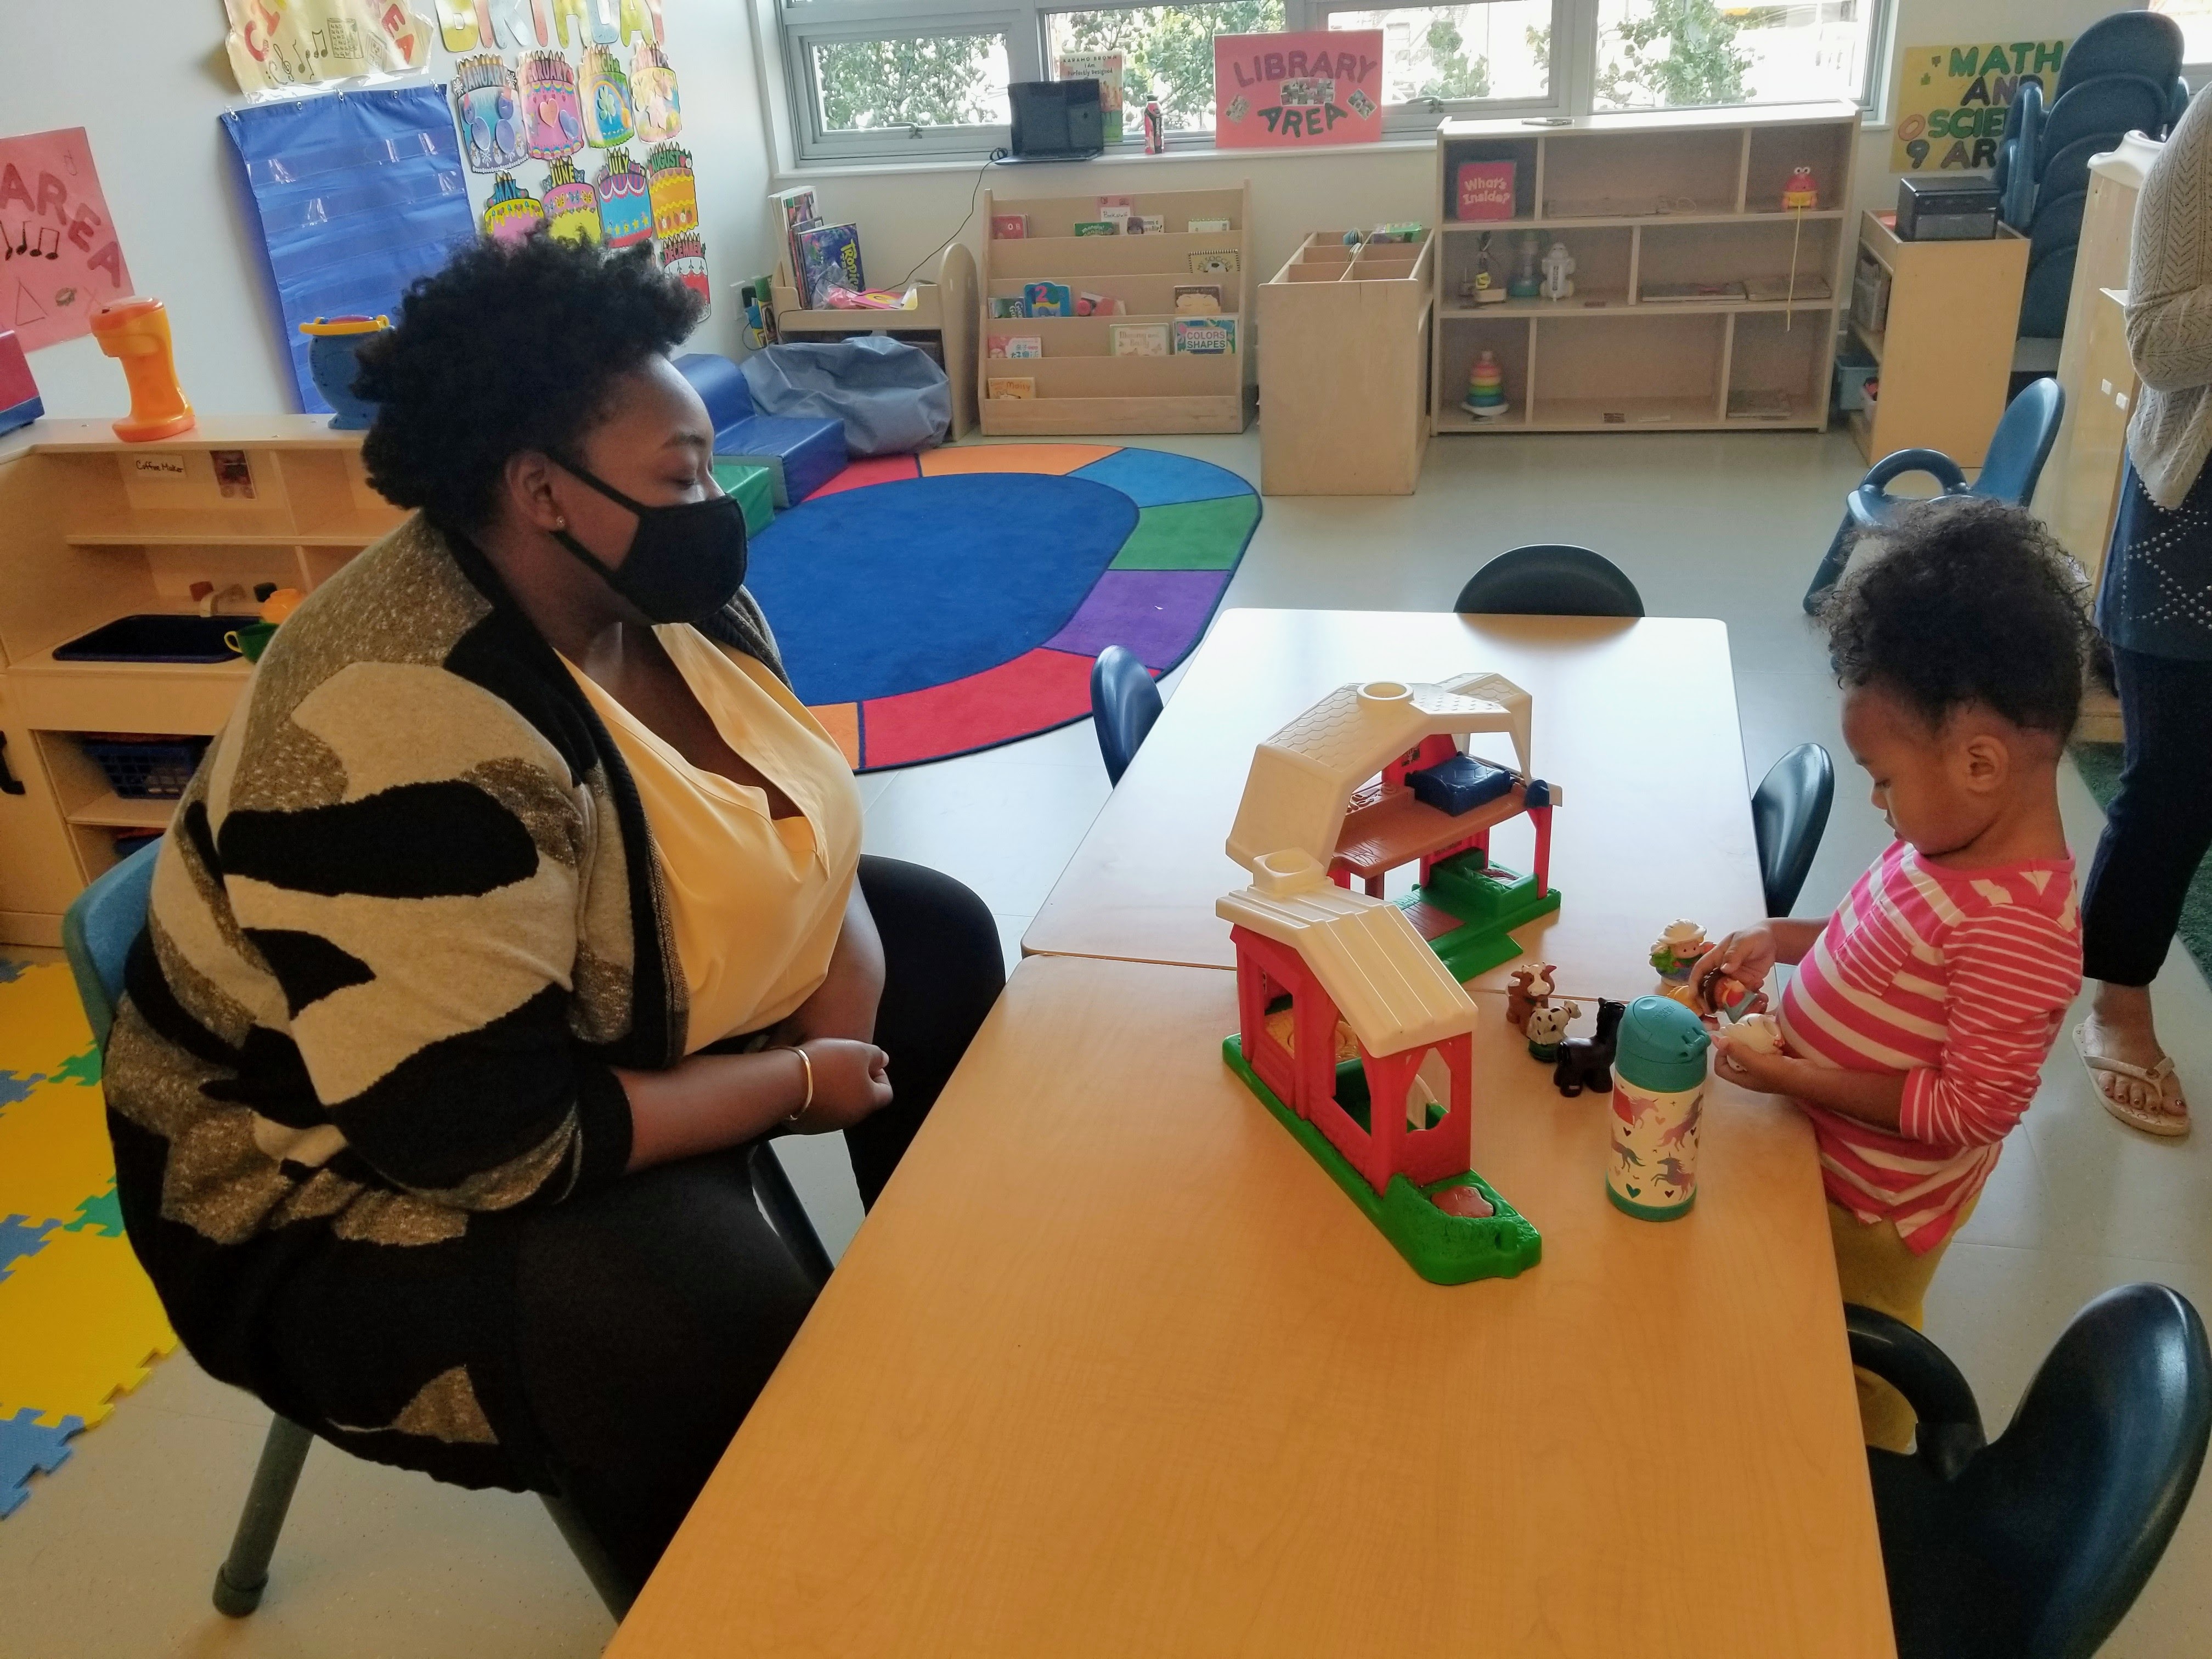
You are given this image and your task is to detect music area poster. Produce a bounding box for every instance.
[0,128,134,352]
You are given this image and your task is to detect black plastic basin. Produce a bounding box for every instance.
[54,614,262,664]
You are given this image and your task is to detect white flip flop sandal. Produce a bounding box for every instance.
[2073,1022,2191,1138]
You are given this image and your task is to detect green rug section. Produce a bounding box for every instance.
[1223,1037,1542,1285]
[2074,742,2212,983]
[1110,496,1262,570]
[1409,857,1562,983]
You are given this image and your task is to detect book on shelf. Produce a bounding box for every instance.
[1189,251,1239,275]
[1638,280,1747,304]
[987,376,1036,399]
[769,186,821,300]
[1022,281,1073,316]
[793,223,864,308]
[1057,53,1125,144]
[988,335,1043,359]
[1173,317,1235,354]
[1172,283,1223,315]
[1110,323,1169,356]
[989,295,1029,319]
[1074,220,1119,236]
[1455,161,1515,221]
[1741,273,1833,302]
[1187,217,1231,232]
[1129,214,1165,234]
[990,214,1029,239]
[1726,388,1793,421]
[1097,195,1132,232]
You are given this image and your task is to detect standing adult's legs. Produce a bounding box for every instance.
[2079,645,2212,1126]
[843,856,1005,1206]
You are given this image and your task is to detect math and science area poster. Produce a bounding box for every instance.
[1214,31,1385,149]
[1891,40,2067,173]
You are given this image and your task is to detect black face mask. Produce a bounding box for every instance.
[546,454,748,625]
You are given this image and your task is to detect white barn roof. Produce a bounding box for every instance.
[1224,674,1532,874]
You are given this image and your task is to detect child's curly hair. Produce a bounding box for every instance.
[1822,496,2090,736]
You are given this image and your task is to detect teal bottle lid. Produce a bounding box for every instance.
[1613,996,1711,1093]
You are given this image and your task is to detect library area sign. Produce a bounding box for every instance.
[1214,31,1385,149]
[1891,40,2067,173]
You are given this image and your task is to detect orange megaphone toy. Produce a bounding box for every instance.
[89,297,195,443]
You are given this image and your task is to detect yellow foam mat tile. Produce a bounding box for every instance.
[919,443,1120,477]
[0,1079,115,1228]
[0,963,95,1082]
[0,1228,176,1429]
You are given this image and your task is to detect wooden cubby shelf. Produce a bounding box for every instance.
[978,183,1251,436]
[1431,103,1859,436]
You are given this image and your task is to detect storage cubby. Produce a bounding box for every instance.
[1430,104,1858,436]
[979,182,1250,436]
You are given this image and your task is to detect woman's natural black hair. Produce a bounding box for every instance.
[356,235,703,531]
[1824,496,2090,736]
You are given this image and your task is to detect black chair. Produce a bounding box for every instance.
[1751,743,1832,916]
[1090,644,1162,786]
[1847,1284,2212,1659]
[1453,545,1644,618]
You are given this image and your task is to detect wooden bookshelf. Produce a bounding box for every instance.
[0,420,405,944]
[978,183,1250,436]
[769,241,979,438]
[1431,103,1859,435]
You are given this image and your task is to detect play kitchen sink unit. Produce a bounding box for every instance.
[0,418,404,945]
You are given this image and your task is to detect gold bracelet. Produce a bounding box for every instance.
[782,1045,814,1124]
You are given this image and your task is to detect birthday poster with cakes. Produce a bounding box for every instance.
[446,5,707,316]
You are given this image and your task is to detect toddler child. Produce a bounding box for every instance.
[1701,498,2088,1451]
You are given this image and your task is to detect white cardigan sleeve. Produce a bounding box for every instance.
[2129,87,2212,395]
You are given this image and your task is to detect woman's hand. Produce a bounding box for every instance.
[788,1038,893,1132]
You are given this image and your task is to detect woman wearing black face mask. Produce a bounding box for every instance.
[100,236,1003,1592]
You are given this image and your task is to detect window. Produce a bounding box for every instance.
[2151,0,2212,79]
[768,0,1887,162]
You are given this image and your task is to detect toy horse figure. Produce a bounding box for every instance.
[1554,997,1625,1097]
[1506,962,1558,1032]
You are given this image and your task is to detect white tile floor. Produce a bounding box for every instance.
[8,425,2212,1656]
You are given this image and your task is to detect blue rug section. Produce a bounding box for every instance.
[746,472,1139,706]
[1,1408,85,1519]
[1069,449,1255,508]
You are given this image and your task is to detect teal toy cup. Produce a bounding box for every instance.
[1606,996,1711,1220]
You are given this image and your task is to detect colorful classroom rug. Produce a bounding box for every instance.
[747,443,1260,771]
[0,958,177,1518]
[2074,743,2212,983]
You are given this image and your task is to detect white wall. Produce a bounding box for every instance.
[6,0,778,419]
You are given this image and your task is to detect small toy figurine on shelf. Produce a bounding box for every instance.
[89,297,195,443]
[1555,998,1626,1097]
[1463,349,1509,420]
[1780,166,1819,211]
[300,315,392,430]
[1526,999,1582,1062]
[1649,919,1707,984]
[1342,229,1363,247]
[1505,962,1557,1031]
[1509,231,1542,299]
[1541,240,1576,302]
[1143,98,1165,154]
[1465,230,1509,306]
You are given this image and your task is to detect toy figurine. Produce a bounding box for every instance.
[1342,229,1363,247]
[1463,349,1509,420]
[1525,999,1582,1062]
[1508,231,1542,299]
[1541,240,1576,302]
[1780,166,1819,211]
[1695,957,1768,1024]
[1468,230,1508,305]
[1554,998,1625,1097]
[89,298,195,443]
[1722,1012,1783,1055]
[300,315,392,430]
[1505,962,1557,1031]
[1649,919,1707,984]
[1143,98,1165,155]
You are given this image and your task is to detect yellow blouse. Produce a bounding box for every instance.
[564,627,862,1054]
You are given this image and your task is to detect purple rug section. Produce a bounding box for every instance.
[1043,569,1229,668]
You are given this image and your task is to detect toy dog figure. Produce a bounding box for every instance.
[1525,999,1582,1062]
[1506,962,1558,1031]
[1553,997,1626,1097]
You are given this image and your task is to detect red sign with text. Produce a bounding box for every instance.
[1214,31,1385,149]
[0,129,133,352]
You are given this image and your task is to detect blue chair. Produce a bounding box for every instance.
[1848,1284,2211,1659]
[1090,645,1162,786]
[1752,743,1833,916]
[61,839,830,1621]
[1454,545,1644,618]
[1803,378,2064,613]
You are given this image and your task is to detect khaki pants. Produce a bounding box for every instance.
[1827,1195,1977,1453]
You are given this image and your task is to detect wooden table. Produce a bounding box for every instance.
[610,956,1892,1657]
[1025,609,1767,1002]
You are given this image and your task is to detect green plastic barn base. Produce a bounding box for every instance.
[1223,1036,1542,1285]
[1405,858,1562,983]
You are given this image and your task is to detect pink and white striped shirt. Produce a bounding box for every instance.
[1778,839,2082,1254]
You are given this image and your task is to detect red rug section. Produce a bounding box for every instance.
[860,647,1096,769]
[808,454,921,498]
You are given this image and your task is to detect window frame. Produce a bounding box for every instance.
[767,0,1889,166]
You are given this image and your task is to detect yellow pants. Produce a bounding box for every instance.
[1827,1195,1977,1453]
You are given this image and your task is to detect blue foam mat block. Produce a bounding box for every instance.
[714,415,847,507]
[1,1408,85,1517]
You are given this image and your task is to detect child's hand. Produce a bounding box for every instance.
[1712,1032,1798,1096]
[1693,927,1776,995]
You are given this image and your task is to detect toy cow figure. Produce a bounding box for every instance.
[1506,962,1558,1032]
[1525,998,1582,1062]
[1553,997,1626,1097]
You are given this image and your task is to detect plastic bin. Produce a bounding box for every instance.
[81,735,211,799]
[1833,349,1878,414]
[54,614,259,663]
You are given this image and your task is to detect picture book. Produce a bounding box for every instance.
[1639,279,1746,303]
[1189,250,1239,275]
[1097,194,1133,216]
[989,295,1030,318]
[1187,217,1231,232]
[1004,336,1043,358]
[1074,220,1119,236]
[1173,317,1236,354]
[1454,161,1515,220]
[987,376,1036,399]
[1074,291,1110,316]
[1110,323,1169,356]
[1057,53,1125,144]
[1022,281,1073,316]
[794,222,864,307]
[769,185,820,289]
[1172,284,1223,315]
[1129,215,1165,234]
[990,213,1029,239]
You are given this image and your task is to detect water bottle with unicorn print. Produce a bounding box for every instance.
[1606,995,1711,1221]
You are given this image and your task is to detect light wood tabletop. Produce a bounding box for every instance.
[610,955,1894,1658]
[1023,609,1771,1002]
